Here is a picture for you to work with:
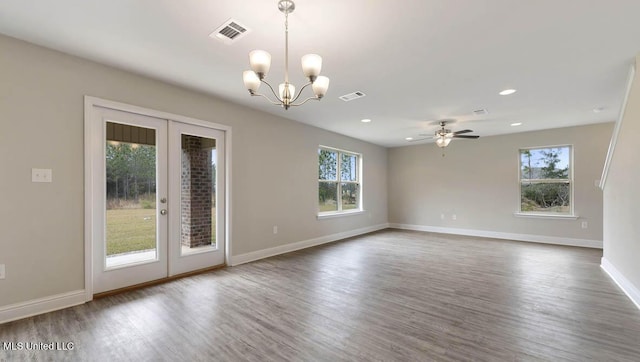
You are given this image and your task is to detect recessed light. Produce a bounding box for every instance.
[593,107,605,113]
[511,122,522,127]
[499,89,517,96]
[361,119,372,123]
[405,137,413,141]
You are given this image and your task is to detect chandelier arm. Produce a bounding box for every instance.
[252,92,284,106]
[290,96,320,107]
[290,82,312,103]
[261,80,284,102]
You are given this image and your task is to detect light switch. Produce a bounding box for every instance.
[32,168,53,183]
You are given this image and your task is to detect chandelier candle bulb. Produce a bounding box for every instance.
[312,76,330,98]
[301,54,322,80]
[249,50,271,78]
[243,71,261,93]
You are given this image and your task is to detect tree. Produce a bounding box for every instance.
[521,150,533,180]
[318,149,337,181]
[318,149,337,203]
[106,142,156,205]
[106,143,133,200]
[540,148,568,179]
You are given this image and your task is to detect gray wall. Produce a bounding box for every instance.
[0,34,388,307]
[388,123,612,242]
[603,56,640,291]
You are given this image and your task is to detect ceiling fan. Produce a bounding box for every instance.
[410,120,480,148]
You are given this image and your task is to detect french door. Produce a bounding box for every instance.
[90,106,225,294]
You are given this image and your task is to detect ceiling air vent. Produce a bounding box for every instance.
[339,91,366,102]
[210,19,250,44]
[473,109,489,116]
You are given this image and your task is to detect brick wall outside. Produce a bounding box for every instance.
[181,135,213,248]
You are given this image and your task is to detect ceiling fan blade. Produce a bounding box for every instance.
[407,137,431,142]
[453,135,480,139]
[453,129,473,135]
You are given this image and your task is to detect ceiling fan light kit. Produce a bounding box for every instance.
[435,136,452,148]
[242,0,330,110]
[410,120,480,151]
[434,121,479,147]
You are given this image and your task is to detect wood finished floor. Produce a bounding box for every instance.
[2,229,640,361]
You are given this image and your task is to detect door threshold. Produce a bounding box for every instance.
[93,264,226,299]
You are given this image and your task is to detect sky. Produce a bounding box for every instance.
[520,146,570,173]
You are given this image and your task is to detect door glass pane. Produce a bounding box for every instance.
[181,134,217,255]
[105,122,158,268]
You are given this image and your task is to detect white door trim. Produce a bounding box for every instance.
[84,96,232,301]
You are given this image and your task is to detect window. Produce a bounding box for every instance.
[519,145,572,215]
[318,147,361,214]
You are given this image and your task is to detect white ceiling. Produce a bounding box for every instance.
[1,0,638,147]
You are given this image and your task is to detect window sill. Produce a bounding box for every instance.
[317,210,365,220]
[513,212,578,220]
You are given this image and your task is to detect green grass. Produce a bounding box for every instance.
[106,209,156,255]
[319,203,338,212]
[343,203,357,210]
[106,208,217,256]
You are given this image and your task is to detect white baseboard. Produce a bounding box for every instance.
[389,223,603,249]
[0,290,86,325]
[229,223,389,266]
[601,257,640,310]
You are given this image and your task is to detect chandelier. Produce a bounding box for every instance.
[242,0,330,110]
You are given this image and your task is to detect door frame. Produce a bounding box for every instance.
[83,96,232,302]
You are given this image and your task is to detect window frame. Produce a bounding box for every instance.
[517,144,575,218]
[318,146,363,217]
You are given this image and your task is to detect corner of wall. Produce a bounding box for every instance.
[600,61,636,190]
[601,54,640,310]
[601,258,640,310]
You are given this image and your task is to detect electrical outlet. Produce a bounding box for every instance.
[452,214,457,220]
[581,221,588,229]
[32,168,52,183]
[0,264,5,280]
[273,226,278,234]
